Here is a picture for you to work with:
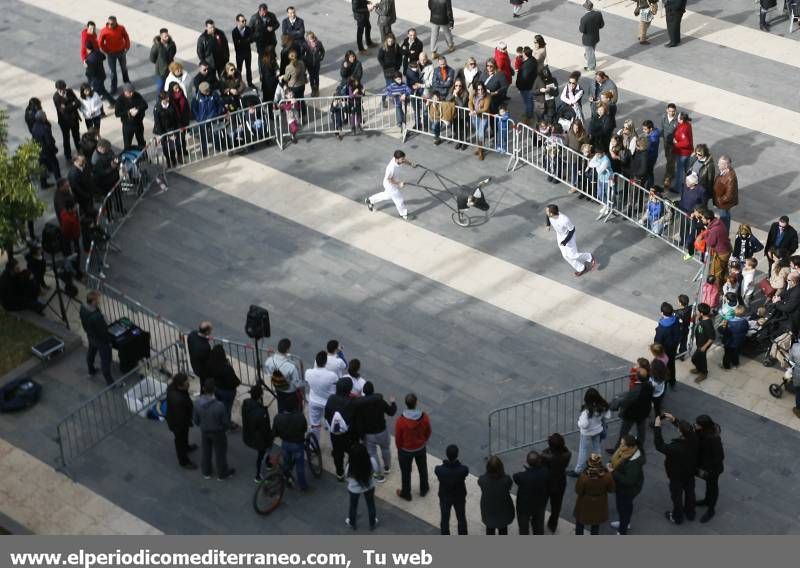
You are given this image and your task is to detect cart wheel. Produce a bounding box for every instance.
[769,383,784,399]
[452,211,470,227]
[763,355,775,367]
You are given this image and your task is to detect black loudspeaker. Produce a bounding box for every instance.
[41,222,63,255]
[245,305,271,339]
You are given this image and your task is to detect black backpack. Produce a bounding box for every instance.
[0,377,42,413]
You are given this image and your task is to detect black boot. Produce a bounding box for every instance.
[699,509,715,523]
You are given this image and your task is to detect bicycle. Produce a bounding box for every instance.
[252,431,323,515]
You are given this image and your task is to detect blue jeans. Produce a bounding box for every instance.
[394,104,406,127]
[573,433,602,473]
[282,440,308,490]
[106,51,130,92]
[519,89,533,118]
[155,75,166,94]
[674,154,690,195]
[471,116,486,145]
[597,177,609,205]
[348,488,377,529]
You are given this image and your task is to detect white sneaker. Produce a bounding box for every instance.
[610,521,620,529]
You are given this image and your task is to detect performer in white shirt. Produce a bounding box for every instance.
[545,204,598,277]
[365,150,415,220]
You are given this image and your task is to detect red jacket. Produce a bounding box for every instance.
[81,29,99,62]
[395,411,431,451]
[98,24,131,54]
[672,121,693,157]
[59,209,81,240]
[493,48,514,84]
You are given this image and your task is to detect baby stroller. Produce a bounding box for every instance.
[229,90,268,150]
[769,339,799,398]
[742,304,793,366]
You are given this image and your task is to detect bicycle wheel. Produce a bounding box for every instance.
[305,432,323,479]
[253,467,285,515]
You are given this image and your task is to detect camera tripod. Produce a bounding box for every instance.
[43,252,82,329]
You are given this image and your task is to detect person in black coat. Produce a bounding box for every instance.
[187,321,213,379]
[25,98,42,134]
[242,384,274,481]
[166,373,197,469]
[350,381,396,478]
[434,444,469,535]
[541,433,571,534]
[53,80,82,161]
[206,344,242,429]
[31,111,61,188]
[663,0,687,47]
[197,20,230,77]
[0,259,43,314]
[67,155,95,215]
[192,62,220,94]
[249,3,280,57]
[515,47,537,121]
[153,92,181,167]
[654,413,698,525]
[578,1,604,71]
[478,455,515,535]
[114,84,147,150]
[773,273,800,337]
[84,43,114,104]
[232,15,255,87]
[352,0,375,53]
[614,364,654,447]
[79,290,113,385]
[400,29,423,75]
[765,216,799,274]
[694,415,724,523]
[513,451,550,534]
[281,7,306,43]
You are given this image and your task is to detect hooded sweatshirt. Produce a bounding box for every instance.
[324,377,354,435]
[395,408,431,452]
[192,393,230,432]
[654,314,681,352]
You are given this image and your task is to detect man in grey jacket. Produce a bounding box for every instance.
[193,379,235,480]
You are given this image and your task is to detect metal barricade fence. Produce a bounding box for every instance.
[56,341,186,470]
[513,122,703,263]
[487,374,630,456]
[405,95,516,171]
[90,278,184,355]
[151,99,280,171]
[274,94,398,142]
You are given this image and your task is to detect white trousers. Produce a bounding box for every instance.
[369,185,408,217]
[559,237,593,271]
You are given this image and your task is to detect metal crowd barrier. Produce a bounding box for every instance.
[56,341,187,470]
[513,122,703,262]
[487,374,630,456]
[405,95,517,171]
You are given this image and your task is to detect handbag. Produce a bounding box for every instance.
[693,229,708,253]
[758,278,776,298]
[634,6,640,16]
[649,1,658,14]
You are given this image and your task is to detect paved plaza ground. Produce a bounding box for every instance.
[1,0,800,535]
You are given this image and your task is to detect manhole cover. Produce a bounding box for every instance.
[632,290,642,297]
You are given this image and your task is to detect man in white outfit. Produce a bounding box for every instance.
[545,204,598,277]
[365,149,415,220]
[305,351,339,438]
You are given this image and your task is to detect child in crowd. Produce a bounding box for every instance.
[741,257,758,306]
[644,189,665,236]
[722,273,740,300]
[278,89,301,143]
[719,292,738,321]
[701,275,720,311]
[495,103,512,153]
[383,72,412,129]
[650,359,667,416]
[675,294,692,357]
[719,306,749,370]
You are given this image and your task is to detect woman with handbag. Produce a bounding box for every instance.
[634,0,658,44]
[695,415,724,523]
